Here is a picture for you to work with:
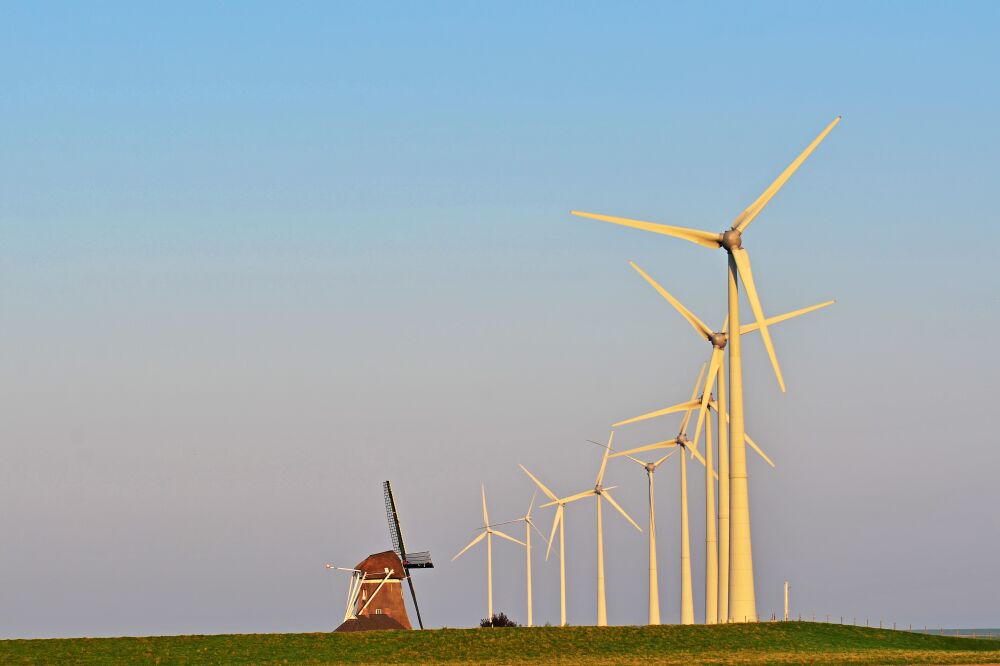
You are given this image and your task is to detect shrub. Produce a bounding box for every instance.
[480,612,519,628]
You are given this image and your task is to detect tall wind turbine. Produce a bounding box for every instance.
[611,368,712,625]
[487,492,547,626]
[573,116,840,621]
[619,261,832,620]
[452,484,525,622]
[518,464,570,626]
[538,432,642,626]
[617,263,829,620]
[591,438,678,625]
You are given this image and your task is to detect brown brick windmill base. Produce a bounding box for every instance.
[335,551,411,632]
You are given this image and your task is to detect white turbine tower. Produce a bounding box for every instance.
[452,484,525,623]
[486,492,547,626]
[589,438,678,625]
[518,464,571,626]
[539,431,642,627]
[613,261,829,621]
[611,369,711,625]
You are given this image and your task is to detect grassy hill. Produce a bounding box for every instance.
[3,621,1000,665]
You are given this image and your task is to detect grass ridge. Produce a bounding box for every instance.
[3,622,1000,665]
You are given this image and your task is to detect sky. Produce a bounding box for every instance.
[2,1,999,638]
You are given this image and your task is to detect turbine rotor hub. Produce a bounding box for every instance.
[677,434,689,448]
[720,228,743,251]
[645,462,656,473]
[710,331,728,349]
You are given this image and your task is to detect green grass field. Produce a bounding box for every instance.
[3,622,1000,665]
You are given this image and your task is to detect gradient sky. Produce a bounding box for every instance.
[2,1,999,638]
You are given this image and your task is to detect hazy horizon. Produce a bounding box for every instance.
[2,1,999,639]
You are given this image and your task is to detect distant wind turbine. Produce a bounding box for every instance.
[452,484,525,622]
[539,431,642,626]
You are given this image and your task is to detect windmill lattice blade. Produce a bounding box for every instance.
[732,248,786,392]
[611,439,678,458]
[571,211,722,249]
[732,116,841,233]
[629,262,713,339]
[740,300,835,335]
[602,490,642,532]
[452,531,487,561]
[519,465,559,502]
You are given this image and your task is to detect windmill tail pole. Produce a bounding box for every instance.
[406,574,425,629]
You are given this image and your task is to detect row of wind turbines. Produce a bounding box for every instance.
[454,116,841,627]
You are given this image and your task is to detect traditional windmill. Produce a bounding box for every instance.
[329,481,433,631]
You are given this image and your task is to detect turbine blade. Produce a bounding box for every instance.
[732,116,841,233]
[571,211,722,249]
[714,408,776,469]
[745,431,776,468]
[546,507,563,560]
[602,490,642,532]
[690,347,723,448]
[527,517,547,540]
[686,445,719,481]
[732,248,785,392]
[613,399,700,428]
[654,449,678,468]
[481,484,489,527]
[623,452,647,467]
[560,489,599,505]
[629,262,713,339]
[452,531,486,561]
[611,439,678,458]
[526,490,537,519]
[491,528,527,548]
[519,465,559,502]
[740,300,835,335]
[679,362,708,434]
[596,431,613,486]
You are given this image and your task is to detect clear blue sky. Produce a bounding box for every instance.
[2,1,999,637]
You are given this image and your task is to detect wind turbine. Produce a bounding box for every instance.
[486,492,547,627]
[614,261,831,621]
[589,438,677,625]
[518,464,570,626]
[537,431,641,627]
[452,484,525,623]
[611,368,711,625]
[573,116,840,621]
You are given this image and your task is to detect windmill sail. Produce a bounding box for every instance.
[383,480,432,629]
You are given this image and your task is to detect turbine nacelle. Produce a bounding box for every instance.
[709,331,728,349]
[720,228,743,251]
